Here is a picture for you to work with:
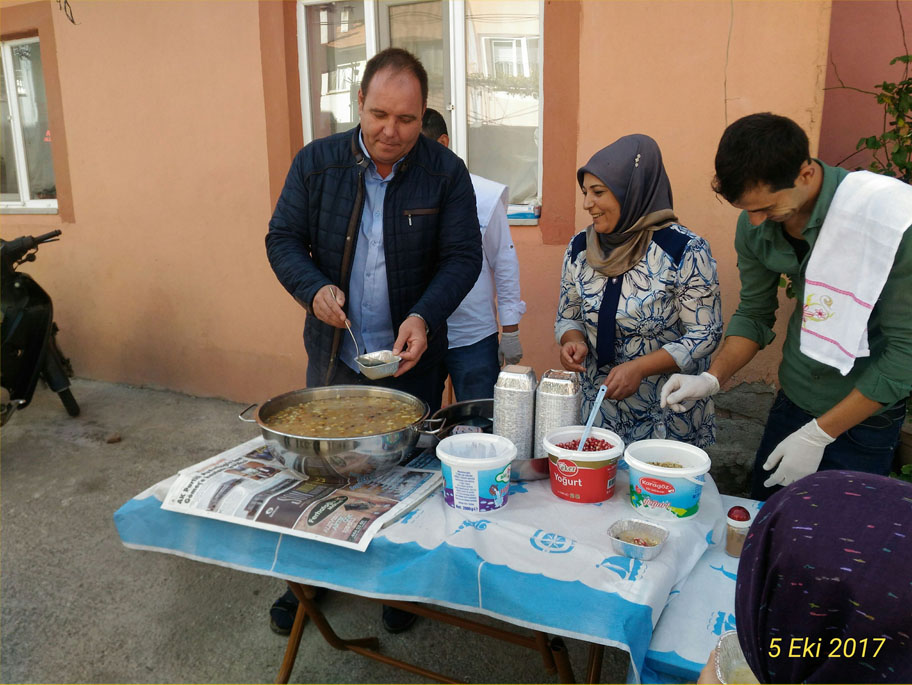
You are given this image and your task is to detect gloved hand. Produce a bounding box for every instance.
[498,330,523,366]
[762,419,835,489]
[660,372,720,412]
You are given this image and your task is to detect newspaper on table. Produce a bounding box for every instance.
[161,437,442,552]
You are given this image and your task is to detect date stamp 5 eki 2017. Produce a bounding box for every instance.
[769,637,887,659]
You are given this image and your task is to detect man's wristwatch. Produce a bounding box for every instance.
[407,312,430,335]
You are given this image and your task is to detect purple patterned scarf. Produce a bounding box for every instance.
[736,470,912,683]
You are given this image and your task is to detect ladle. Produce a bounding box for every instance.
[330,286,366,357]
[577,384,608,451]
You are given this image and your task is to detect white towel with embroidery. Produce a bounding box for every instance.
[800,170,912,375]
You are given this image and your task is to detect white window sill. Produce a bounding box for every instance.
[1,206,59,215]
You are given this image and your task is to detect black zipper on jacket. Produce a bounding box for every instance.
[403,207,439,226]
[324,132,370,386]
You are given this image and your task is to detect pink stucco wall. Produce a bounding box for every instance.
[536,0,832,387]
[2,0,839,404]
[2,0,308,404]
[818,0,912,171]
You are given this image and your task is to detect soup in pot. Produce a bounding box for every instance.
[264,397,422,438]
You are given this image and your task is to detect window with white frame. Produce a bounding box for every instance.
[1,37,57,213]
[296,0,541,205]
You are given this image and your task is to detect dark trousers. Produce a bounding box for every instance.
[750,390,905,500]
[443,333,501,402]
[306,354,445,415]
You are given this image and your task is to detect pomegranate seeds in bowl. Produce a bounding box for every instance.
[555,437,615,451]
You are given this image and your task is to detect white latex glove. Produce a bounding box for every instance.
[660,372,720,412]
[498,330,523,366]
[762,419,835,489]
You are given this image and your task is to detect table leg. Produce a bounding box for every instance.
[343,644,462,683]
[535,630,558,674]
[287,582,379,651]
[279,583,473,683]
[585,643,604,683]
[381,598,550,652]
[286,584,460,683]
[277,583,576,684]
[275,591,309,685]
[550,636,577,683]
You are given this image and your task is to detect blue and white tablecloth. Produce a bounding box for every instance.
[643,495,764,683]
[114,445,726,683]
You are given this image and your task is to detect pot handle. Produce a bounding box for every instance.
[238,403,258,423]
[418,416,446,435]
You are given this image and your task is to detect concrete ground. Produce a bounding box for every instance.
[0,378,773,684]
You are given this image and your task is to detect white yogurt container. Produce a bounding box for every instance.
[436,434,517,512]
[624,439,711,521]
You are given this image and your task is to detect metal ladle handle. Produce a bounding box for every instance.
[330,286,365,355]
[345,321,363,356]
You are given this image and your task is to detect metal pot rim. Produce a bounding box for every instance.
[243,385,430,441]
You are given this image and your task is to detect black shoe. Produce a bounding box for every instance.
[381,604,418,634]
[269,586,327,636]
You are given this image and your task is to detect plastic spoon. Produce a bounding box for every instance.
[577,384,608,451]
[652,407,668,439]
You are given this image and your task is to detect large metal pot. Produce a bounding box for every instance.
[239,385,434,481]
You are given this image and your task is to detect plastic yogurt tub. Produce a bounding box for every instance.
[436,433,516,512]
[542,426,625,503]
[624,439,711,521]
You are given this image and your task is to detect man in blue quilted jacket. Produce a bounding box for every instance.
[265,48,482,635]
[267,48,481,415]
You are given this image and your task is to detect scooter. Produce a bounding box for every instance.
[1,229,79,426]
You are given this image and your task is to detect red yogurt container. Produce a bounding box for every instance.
[543,426,625,503]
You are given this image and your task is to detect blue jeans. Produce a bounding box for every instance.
[306,354,445,415]
[750,390,905,500]
[443,333,501,402]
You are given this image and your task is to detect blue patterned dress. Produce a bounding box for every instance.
[554,224,723,447]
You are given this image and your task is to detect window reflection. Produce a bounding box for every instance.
[4,42,56,202]
[305,2,367,138]
[388,1,447,115]
[0,67,20,201]
[466,0,540,203]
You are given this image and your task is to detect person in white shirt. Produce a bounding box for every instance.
[421,108,526,400]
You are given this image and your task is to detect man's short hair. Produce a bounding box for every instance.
[361,47,429,106]
[421,107,448,140]
[712,113,811,203]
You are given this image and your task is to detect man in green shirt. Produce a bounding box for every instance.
[662,113,912,500]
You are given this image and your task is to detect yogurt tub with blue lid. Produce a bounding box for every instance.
[436,433,516,512]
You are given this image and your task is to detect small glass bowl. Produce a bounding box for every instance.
[715,630,759,684]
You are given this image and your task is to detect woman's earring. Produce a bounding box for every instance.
[634,153,641,168]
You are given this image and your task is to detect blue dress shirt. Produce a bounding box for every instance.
[340,134,401,371]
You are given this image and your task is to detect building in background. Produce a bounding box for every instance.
[1,0,908,403]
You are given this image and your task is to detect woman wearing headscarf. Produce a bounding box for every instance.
[699,470,912,683]
[555,134,722,446]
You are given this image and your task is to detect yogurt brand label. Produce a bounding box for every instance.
[640,477,675,495]
[548,455,619,503]
[556,459,579,476]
